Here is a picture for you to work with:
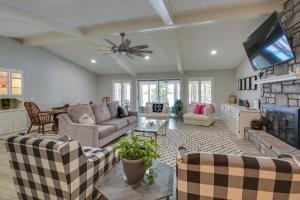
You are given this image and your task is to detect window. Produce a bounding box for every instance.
[0,69,23,96]
[138,80,181,108]
[0,71,8,95]
[112,80,131,107]
[188,78,212,104]
[11,72,22,95]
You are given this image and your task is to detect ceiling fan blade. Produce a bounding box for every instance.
[131,44,149,49]
[89,42,112,49]
[130,49,153,54]
[104,39,118,48]
[132,53,146,57]
[94,49,116,51]
[124,39,131,49]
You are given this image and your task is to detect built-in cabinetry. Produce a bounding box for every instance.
[0,109,27,135]
[220,104,260,139]
[0,68,26,135]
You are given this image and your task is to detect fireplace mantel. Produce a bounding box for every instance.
[254,73,300,84]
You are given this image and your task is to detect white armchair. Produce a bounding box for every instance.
[144,102,171,118]
[183,102,215,126]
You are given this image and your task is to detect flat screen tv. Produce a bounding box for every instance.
[243,11,294,71]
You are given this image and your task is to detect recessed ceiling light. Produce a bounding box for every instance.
[91,59,96,64]
[144,55,150,60]
[211,50,217,55]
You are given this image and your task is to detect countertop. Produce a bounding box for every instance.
[222,103,260,113]
[0,108,25,113]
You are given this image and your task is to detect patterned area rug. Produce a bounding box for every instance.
[157,127,242,167]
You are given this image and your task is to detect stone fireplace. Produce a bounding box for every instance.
[246,0,300,160]
[260,1,300,144]
[265,104,300,148]
[260,0,300,108]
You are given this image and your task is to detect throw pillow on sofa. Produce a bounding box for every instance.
[68,104,96,123]
[91,103,111,124]
[123,106,129,116]
[79,113,95,125]
[153,103,164,113]
[193,104,201,114]
[118,106,125,118]
[107,101,119,118]
[194,104,205,114]
[117,106,129,118]
[203,105,212,116]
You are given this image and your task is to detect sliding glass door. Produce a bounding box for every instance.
[138,80,181,111]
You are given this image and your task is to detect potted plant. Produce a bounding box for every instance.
[117,136,160,185]
[173,99,183,121]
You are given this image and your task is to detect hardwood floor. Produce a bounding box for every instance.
[0,142,18,200]
[0,119,259,200]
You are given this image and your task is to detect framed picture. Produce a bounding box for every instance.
[251,76,257,90]
[247,77,252,90]
[238,80,241,91]
[240,79,244,90]
[243,78,247,90]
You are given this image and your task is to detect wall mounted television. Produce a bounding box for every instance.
[243,11,294,71]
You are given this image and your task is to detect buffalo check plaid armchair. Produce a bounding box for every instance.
[5,135,117,200]
[177,147,300,200]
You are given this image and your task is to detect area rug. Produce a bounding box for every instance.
[157,128,243,167]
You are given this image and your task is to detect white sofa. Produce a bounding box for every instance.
[183,102,215,126]
[144,102,171,118]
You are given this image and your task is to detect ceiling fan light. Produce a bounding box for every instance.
[211,50,217,55]
[144,55,150,60]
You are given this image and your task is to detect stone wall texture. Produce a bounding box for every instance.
[261,0,300,108]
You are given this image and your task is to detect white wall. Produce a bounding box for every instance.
[97,70,236,117]
[235,56,260,107]
[0,37,98,109]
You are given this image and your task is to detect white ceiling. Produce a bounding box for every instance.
[170,0,278,13]
[0,0,157,27]
[0,0,284,75]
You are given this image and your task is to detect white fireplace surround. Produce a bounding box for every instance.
[254,73,300,84]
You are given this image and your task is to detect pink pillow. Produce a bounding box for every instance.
[194,104,206,114]
[200,104,206,114]
[193,104,202,114]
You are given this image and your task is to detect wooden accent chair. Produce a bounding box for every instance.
[24,102,55,134]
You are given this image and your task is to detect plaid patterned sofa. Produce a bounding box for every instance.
[177,147,300,200]
[5,135,117,200]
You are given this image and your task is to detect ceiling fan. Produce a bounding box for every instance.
[95,32,153,59]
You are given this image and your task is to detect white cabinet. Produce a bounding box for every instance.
[0,109,26,135]
[0,118,13,134]
[220,104,260,139]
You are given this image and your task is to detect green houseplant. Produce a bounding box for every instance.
[117,136,160,185]
[173,99,183,120]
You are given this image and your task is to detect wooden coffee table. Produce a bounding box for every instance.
[95,161,174,200]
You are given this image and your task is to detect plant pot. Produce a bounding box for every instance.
[122,158,147,185]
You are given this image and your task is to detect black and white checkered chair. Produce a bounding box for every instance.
[5,135,117,200]
[177,147,300,200]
